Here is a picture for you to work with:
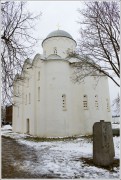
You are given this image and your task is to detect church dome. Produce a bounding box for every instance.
[47,30,73,39]
[42,30,75,45]
[42,29,77,59]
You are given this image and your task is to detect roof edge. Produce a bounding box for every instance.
[42,36,77,47]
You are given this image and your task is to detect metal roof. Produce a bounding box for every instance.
[47,30,73,39]
[42,30,76,45]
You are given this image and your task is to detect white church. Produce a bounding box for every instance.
[13,29,112,137]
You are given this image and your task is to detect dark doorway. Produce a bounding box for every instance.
[26,118,30,134]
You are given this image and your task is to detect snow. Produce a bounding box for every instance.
[1,125,13,135]
[2,128,120,179]
[1,125,12,130]
[112,123,120,129]
[113,136,120,159]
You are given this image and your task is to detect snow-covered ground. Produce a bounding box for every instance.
[112,123,120,129]
[1,125,120,179]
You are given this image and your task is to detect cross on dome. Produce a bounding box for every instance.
[57,23,61,30]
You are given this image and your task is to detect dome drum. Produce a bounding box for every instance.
[42,30,77,59]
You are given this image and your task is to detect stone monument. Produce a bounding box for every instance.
[93,120,115,166]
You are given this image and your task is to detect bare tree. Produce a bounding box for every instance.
[1,1,41,105]
[73,2,120,86]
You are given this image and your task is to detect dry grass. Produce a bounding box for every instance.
[80,157,119,171]
[24,135,79,142]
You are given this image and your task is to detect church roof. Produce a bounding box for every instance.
[42,30,75,45]
[47,30,73,39]
[47,54,61,60]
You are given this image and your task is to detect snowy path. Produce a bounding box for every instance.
[1,126,120,179]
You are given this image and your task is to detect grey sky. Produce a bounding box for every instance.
[27,1,82,54]
[27,1,120,109]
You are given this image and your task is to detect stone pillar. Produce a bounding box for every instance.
[93,120,115,166]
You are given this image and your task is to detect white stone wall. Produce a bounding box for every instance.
[13,57,112,137]
[12,34,112,137]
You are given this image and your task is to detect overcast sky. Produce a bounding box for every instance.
[27,1,120,110]
[27,1,82,54]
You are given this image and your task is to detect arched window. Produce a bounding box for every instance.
[54,47,57,54]
[95,95,99,109]
[83,95,88,110]
[62,94,66,111]
[38,87,40,101]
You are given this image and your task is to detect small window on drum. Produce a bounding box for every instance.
[54,47,57,54]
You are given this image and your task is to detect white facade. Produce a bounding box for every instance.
[13,30,112,137]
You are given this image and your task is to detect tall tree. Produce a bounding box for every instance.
[73,2,120,86]
[1,1,41,105]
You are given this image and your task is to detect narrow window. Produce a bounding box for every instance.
[26,94,27,105]
[62,94,66,111]
[83,95,88,110]
[106,98,110,112]
[95,95,99,109]
[29,93,31,104]
[54,47,57,54]
[38,87,40,101]
[38,71,40,80]
[26,119,30,134]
